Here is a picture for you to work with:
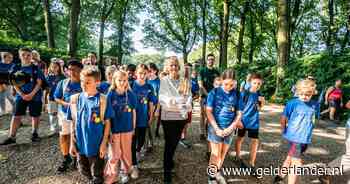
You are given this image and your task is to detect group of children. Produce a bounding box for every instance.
[0,49,333,184]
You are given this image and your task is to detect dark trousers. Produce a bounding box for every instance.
[77,154,105,184]
[132,127,147,165]
[162,120,187,176]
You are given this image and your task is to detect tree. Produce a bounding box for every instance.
[219,0,230,68]
[201,0,208,66]
[43,0,55,48]
[142,0,199,63]
[66,0,81,57]
[275,0,290,96]
[236,1,249,64]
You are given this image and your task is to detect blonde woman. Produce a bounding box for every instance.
[159,56,192,184]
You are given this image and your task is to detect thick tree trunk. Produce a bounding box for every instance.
[288,0,300,58]
[326,0,334,54]
[43,0,55,48]
[248,11,255,64]
[183,49,188,64]
[275,0,290,96]
[236,1,249,64]
[67,0,81,57]
[201,0,207,66]
[220,0,230,69]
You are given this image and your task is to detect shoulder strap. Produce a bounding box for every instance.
[100,94,107,122]
[70,93,80,122]
[243,90,250,106]
[62,78,70,96]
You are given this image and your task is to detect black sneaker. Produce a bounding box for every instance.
[273,175,284,184]
[179,139,191,149]
[0,137,16,145]
[57,156,72,173]
[31,133,41,142]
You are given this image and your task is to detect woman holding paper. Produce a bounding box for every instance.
[159,56,192,184]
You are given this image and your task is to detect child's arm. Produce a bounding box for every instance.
[345,100,350,109]
[280,116,288,134]
[99,119,111,158]
[148,102,155,126]
[206,108,224,137]
[132,109,136,135]
[24,78,42,101]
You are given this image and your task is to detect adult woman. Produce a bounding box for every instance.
[159,56,192,184]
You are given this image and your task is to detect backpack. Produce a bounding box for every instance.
[69,93,107,124]
[11,64,49,90]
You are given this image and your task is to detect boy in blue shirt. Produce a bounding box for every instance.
[274,79,320,184]
[130,64,156,179]
[1,48,46,145]
[54,59,83,173]
[68,66,112,184]
[235,73,265,169]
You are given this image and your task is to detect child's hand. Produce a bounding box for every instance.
[214,127,224,137]
[70,144,78,157]
[235,121,244,129]
[223,127,234,136]
[22,94,33,101]
[99,144,107,158]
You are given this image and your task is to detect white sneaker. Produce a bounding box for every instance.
[119,172,129,184]
[130,165,139,179]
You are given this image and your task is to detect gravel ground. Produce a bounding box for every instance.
[0,102,347,184]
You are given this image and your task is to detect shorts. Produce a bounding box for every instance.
[58,111,71,135]
[47,101,58,114]
[207,125,234,145]
[237,128,259,139]
[329,99,341,109]
[288,142,308,158]
[13,99,42,117]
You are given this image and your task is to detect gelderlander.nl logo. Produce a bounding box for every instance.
[207,164,343,179]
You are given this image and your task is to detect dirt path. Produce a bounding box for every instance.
[0,103,346,184]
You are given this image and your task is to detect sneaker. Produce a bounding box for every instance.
[130,165,139,179]
[31,133,41,142]
[72,157,78,170]
[0,137,16,145]
[50,125,56,132]
[179,139,191,149]
[200,134,206,141]
[273,175,284,184]
[57,157,72,173]
[208,177,218,184]
[119,172,129,184]
[215,173,227,184]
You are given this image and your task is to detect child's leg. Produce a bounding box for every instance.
[31,116,40,134]
[218,143,230,169]
[136,127,147,152]
[29,100,42,135]
[121,132,133,173]
[90,156,105,184]
[249,138,259,167]
[209,142,222,176]
[131,128,139,166]
[329,107,336,120]
[9,116,22,137]
[104,134,121,184]
[288,158,303,184]
[77,154,92,180]
[279,156,292,178]
[0,92,6,115]
[235,129,245,159]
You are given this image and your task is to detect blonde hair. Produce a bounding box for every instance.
[105,65,117,78]
[165,56,191,95]
[32,50,41,60]
[295,79,317,95]
[80,66,101,81]
[48,61,63,76]
[110,70,129,92]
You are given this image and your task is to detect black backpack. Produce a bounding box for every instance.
[12,64,49,90]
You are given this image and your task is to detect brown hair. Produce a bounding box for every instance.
[250,73,263,80]
[136,63,149,71]
[80,66,101,81]
[221,69,235,80]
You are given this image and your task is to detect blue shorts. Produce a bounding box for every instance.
[13,99,42,117]
[288,142,308,158]
[207,125,234,145]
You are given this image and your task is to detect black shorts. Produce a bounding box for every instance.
[13,99,42,117]
[329,99,341,109]
[237,128,259,139]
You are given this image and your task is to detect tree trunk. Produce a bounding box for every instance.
[183,48,188,64]
[201,0,207,66]
[220,0,230,69]
[248,11,255,64]
[67,0,81,57]
[98,18,105,65]
[288,0,300,58]
[43,0,55,48]
[236,1,249,64]
[275,0,290,97]
[341,2,350,52]
[326,0,334,54]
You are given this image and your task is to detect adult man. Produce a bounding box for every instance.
[198,54,220,142]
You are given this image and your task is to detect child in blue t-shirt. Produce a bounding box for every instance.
[104,70,137,184]
[235,73,265,169]
[130,64,156,179]
[274,79,320,184]
[146,63,161,149]
[206,69,243,183]
[54,59,83,173]
[46,61,65,132]
[98,65,116,94]
[68,66,112,184]
[1,48,46,145]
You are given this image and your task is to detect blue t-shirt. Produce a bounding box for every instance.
[67,93,114,157]
[191,77,200,94]
[240,81,251,91]
[54,79,82,115]
[132,81,157,127]
[147,78,160,98]
[0,63,15,72]
[282,98,320,144]
[46,74,65,101]
[240,91,260,129]
[108,90,137,133]
[15,65,46,102]
[98,81,110,94]
[206,87,243,129]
